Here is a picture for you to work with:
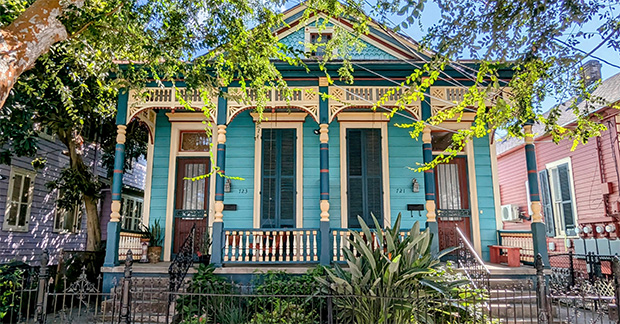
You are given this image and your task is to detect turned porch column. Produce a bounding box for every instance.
[104,90,128,267]
[318,77,331,265]
[524,122,550,267]
[211,87,227,267]
[421,90,439,255]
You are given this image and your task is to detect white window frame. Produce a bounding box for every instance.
[121,194,144,232]
[3,167,35,232]
[53,191,82,234]
[304,26,335,57]
[545,157,578,238]
[338,112,391,228]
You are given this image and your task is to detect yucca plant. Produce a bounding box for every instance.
[317,213,470,324]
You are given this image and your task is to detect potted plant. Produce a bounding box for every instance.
[145,220,163,264]
[196,230,212,264]
[138,224,151,263]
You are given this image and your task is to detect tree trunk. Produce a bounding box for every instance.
[0,0,83,108]
[59,131,102,251]
[84,194,101,251]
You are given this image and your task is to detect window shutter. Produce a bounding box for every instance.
[347,130,364,228]
[279,129,296,227]
[557,163,576,235]
[260,129,296,228]
[539,169,555,237]
[347,129,383,228]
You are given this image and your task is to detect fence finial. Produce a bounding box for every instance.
[40,249,49,270]
[535,253,544,272]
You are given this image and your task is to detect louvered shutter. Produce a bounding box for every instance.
[347,130,364,228]
[260,129,296,228]
[557,163,576,236]
[279,129,296,228]
[539,169,555,237]
[347,129,383,228]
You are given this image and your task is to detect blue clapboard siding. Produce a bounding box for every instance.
[148,111,171,232]
[387,115,426,229]
[0,138,95,265]
[328,122,341,228]
[224,111,255,228]
[473,135,498,261]
[302,117,321,228]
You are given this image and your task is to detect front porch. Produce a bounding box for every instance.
[115,214,470,268]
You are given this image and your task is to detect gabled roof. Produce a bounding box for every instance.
[275,3,431,62]
[496,71,620,156]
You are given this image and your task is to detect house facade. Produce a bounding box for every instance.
[0,126,147,265]
[102,5,513,279]
[497,68,620,260]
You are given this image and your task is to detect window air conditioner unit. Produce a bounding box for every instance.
[501,204,520,222]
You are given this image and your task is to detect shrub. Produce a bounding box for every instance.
[250,267,324,319]
[0,265,23,319]
[175,264,248,324]
[317,213,472,324]
[250,299,317,324]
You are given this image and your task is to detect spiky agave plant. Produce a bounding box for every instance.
[317,213,469,324]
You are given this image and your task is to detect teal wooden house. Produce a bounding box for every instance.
[102,4,512,280]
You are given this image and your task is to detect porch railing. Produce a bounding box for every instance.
[456,226,491,291]
[118,230,144,261]
[330,228,409,262]
[497,230,534,264]
[222,229,320,263]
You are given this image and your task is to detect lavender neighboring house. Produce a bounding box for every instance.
[0,130,146,265]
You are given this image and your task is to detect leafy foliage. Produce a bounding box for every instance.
[176,264,248,324]
[317,213,470,323]
[0,265,23,319]
[249,299,317,324]
[250,267,325,316]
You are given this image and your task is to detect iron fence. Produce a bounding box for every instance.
[4,250,620,323]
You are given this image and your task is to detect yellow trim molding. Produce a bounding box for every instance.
[338,112,391,228]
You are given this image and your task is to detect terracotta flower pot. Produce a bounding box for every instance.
[147,246,162,263]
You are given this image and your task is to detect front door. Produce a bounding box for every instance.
[435,157,471,251]
[347,128,383,228]
[174,158,209,254]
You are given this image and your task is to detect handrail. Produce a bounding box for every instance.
[168,224,195,293]
[455,226,491,291]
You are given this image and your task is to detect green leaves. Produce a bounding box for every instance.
[319,213,473,323]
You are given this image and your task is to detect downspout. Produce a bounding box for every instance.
[595,135,610,216]
[607,120,620,208]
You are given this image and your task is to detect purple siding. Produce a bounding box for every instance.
[0,138,102,265]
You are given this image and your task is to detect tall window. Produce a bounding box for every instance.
[53,190,81,233]
[121,195,144,232]
[261,129,296,228]
[540,159,577,237]
[3,168,35,231]
[347,128,383,228]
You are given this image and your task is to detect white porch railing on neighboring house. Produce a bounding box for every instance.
[498,230,534,264]
[118,231,144,261]
[330,228,409,262]
[222,229,320,263]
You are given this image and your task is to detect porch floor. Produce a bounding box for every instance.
[102,261,537,276]
[102,262,315,275]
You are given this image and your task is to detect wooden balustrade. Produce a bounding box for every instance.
[222,229,319,263]
[498,230,534,264]
[118,231,145,261]
[331,228,409,262]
